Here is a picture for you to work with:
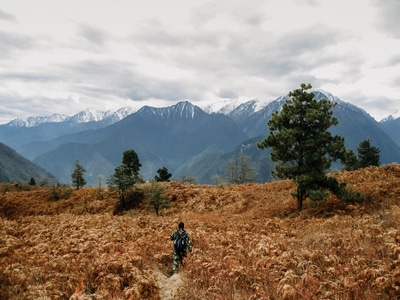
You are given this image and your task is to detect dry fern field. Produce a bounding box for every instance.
[1,165,400,299]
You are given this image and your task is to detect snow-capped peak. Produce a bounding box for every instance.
[162,101,202,119]
[71,109,113,123]
[202,99,242,114]
[312,89,343,103]
[202,98,273,115]
[113,106,137,119]
[393,111,400,119]
[381,110,400,123]
[254,98,273,112]
[7,114,68,127]
[6,107,136,128]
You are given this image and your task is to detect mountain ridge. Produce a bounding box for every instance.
[31,101,248,184]
[1,91,399,185]
[5,107,136,128]
[3,90,399,128]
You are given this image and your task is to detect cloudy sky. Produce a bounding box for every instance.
[0,0,399,123]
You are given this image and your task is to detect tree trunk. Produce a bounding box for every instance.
[120,193,126,208]
[297,187,303,211]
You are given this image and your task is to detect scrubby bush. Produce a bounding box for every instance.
[143,181,171,216]
[48,185,73,201]
[113,188,145,215]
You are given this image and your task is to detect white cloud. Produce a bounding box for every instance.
[0,0,399,123]
[0,9,16,22]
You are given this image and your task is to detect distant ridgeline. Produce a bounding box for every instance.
[0,91,399,185]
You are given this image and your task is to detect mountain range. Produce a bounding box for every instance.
[0,90,399,185]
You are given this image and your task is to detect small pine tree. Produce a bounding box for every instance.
[154,166,172,182]
[107,149,142,208]
[357,139,380,168]
[71,160,87,190]
[342,140,380,170]
[28,177,36,186]
[342,149,359,171]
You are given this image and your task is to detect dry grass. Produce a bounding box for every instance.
[1,164,400,299]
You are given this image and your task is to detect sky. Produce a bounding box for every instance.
[0,0,399,124]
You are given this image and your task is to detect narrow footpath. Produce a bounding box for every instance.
[157,270,183,300]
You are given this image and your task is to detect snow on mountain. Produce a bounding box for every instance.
[202,99,243,115]
[7,114,69,127]
[4,90,388,128]
[254,98,272,112]
[381,110,400,123]
[113,107,137,120]
[138,101,203,120]
[313,90,373,119]
[6,107,136,128]
[198,90,353,119]
[393,111,400,120]
[202,98,272,116]
[312,89,341,102]
[69,109,112,124]
[164,101,198,119]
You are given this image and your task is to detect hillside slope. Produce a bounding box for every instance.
[1,165,400,299]
[0,142,55,183]
[381,116,400,147]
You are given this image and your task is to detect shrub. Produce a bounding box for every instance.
[113,188,144,215]
[48,185,73,201]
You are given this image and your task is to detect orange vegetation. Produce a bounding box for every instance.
[1,164,400,299]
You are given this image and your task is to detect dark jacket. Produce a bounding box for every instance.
[170,229,192,256]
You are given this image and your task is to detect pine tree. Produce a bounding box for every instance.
[342,149,359,171]
[357,139,380,168]
[28,177,36,186]
[121,149,142,183]
[107,149,141,207]
[71,160,87,189]
[342,140,380,170]
[257,83,346,210]
[154,166,172,182]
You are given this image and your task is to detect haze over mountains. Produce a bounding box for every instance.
[0,91,399,185]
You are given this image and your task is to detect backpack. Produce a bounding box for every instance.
[174,231,186,255]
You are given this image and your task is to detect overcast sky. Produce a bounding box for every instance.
[0,0,399,123]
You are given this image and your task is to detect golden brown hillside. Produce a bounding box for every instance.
[1,165,400,299]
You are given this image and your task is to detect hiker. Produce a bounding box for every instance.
[170,222,192,273]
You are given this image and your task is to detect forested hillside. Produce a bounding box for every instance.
[0,142,55,183]
[1,165,400,299]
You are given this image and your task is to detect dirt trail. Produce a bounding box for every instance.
[157,270,183,300]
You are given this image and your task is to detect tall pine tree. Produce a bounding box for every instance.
[257,84,346,210]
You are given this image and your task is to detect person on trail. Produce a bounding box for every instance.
[170,222,192,273]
